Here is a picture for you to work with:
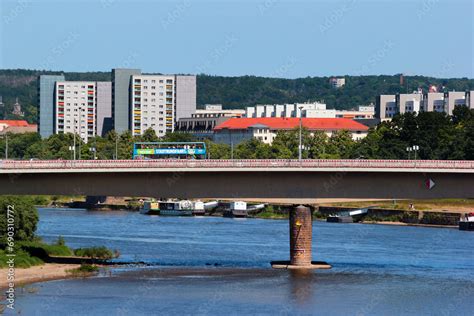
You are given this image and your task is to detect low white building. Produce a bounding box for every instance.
[214,117,369,145]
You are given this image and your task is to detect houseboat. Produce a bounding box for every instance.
[141,200,193,216]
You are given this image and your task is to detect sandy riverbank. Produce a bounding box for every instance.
[0,263,81,289]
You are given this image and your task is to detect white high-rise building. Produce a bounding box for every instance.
[131,75,175,137]
[130,75,196,137]
[55,81,96,143]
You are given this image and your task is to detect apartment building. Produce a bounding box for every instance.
[422,92,444,112]
[131,75,176,136]
[376,91,472,119]
[397,93,422,115]
[444,91,466,115]
[130,74,197,137]
[55,81,97,142]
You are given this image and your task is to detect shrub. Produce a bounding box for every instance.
[0,249,43,268]
[18,240,74,257]
[67,264,99,276]
[74,246,115,260]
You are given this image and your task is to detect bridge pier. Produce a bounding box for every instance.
[271,205,331,270]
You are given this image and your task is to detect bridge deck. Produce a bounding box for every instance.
[1,159,474,173]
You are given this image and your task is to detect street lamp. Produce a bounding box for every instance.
[406,145,420,160]
[78,106,84,160]
[298,106,304,161]
[2,133,8,159]
[73,118,77,160]
[412,145,420,160]
[115,133,119,160]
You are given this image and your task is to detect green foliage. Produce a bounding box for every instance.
[19,240,74,257]
[0,196,39,243]
[74,246,115,260]
[0,249,43,268]
[67,264,99,276]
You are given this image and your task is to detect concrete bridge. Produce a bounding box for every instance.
[0,159,473,199]
[1,158,473,270]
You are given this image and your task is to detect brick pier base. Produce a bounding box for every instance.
[271,205,331,270]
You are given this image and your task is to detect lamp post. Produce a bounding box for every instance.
[78,106,83,160]
[298,106,304,161]
[412,145,419,161]
[2,133,8,160]
[406,145,420,160]
[73,119,77,160]
[115,133,118,160]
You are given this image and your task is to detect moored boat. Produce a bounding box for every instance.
[459,212,474,231]
[141,200,193,216]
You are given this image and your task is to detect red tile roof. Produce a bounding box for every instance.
[214,118,369,131]
[0,120,31,127]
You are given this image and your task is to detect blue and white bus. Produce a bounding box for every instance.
[132,142,207,160]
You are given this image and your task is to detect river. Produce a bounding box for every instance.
[6,208,474,315]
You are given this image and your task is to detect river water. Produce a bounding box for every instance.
[5,208,474,315]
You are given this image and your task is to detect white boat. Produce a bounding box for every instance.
[141,200,193,216]
[459,212,474,231]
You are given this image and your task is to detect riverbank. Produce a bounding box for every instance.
[0,263,81,289]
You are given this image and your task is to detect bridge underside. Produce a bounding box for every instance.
[0,171,472,199]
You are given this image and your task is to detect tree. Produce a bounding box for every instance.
[326,130,356,159]
[0,196,39,244]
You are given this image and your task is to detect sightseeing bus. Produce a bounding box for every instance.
[132,142,207,160]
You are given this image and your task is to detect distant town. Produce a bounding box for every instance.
[0,69,473,148]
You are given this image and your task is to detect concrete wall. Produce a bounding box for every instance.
[444,91,466,115]
[175,75,197,121]
[96,82,113,137]
[376,95,396,119]
[397,93,422,115]
[38,75,65,138]
[423,93,444,112]
[112,68,141,133]
[1,170,473,199]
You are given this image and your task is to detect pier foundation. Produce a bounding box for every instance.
[271,205,331,270]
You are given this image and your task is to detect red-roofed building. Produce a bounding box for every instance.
[213,117,369,145]
[0,120,37,134]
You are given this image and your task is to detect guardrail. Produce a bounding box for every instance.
[1,159,473,170]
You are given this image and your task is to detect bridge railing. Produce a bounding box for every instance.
[1,159,474,170]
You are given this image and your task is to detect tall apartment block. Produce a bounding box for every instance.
[55,81,97,143]
[38,74,65,138]
[131,75,175,136]
[112,68,141,134]
[130,74,196,137]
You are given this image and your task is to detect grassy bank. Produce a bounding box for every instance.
[322,199,474,213]
[0,237,117,269]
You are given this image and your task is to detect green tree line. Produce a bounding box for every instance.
[1,107,473,160]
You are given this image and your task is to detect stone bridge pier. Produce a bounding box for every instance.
[272,205,332,270]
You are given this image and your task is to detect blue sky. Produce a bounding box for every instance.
[0,0,472,78]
